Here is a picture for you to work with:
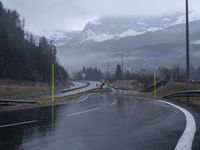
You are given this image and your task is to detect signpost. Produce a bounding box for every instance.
[154,71,157,97]
[82,73,86,95]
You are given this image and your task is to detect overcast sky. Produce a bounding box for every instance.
[2,0,200,36]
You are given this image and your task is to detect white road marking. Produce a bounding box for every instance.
[0,120,37,128]
[39,135,61,142]
[109,102,117,106]
[113,99,117,102]
[66,107,101,117]
[77,96,89,103]
[159,100,196,150]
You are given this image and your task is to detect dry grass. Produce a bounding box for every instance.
[131,81,200,106]
[0,82,67,99]
[156,81,200,97]
[112,80,143,90]
[0,85,51,99]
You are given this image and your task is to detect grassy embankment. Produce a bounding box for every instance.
[0,80,110,111]
[0,79,72,99]
[112,80,200,105]
[111,80,143,90]
[155,81,200,105]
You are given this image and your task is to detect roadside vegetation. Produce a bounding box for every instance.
[74,67,103,81]
[0,79,70,99]
[110,64,200,106]
[0,1,68,82]
[0,86,110,111]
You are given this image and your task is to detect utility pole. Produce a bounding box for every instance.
[107,61,110,84]
[121,53,124,96]
[186,0,190,91]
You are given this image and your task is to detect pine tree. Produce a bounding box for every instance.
[115,64,122,80]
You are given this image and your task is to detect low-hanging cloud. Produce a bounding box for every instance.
[2,0,200,36]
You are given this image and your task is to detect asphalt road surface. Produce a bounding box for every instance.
[55,81,99,98]
[0,93,199,150]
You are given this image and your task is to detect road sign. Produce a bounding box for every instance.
[82,73,86,79]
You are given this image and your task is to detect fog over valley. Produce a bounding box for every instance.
[54,14,200,73]
[2,0,200,74]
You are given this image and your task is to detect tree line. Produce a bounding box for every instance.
[73,64,200,82]
[74,67,103,81]
[113,64,200,82]
[0,1,68,81]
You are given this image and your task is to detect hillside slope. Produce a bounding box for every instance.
[0,1,68,81]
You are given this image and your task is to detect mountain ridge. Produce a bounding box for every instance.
[53,12,200,71]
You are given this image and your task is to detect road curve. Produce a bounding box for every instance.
[160,100,196,150]
[0,93,199,150]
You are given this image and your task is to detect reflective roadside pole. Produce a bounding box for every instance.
[51,63,55,126]
[51,42,56,126]
[82,73,86,96]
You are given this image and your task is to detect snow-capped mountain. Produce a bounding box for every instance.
[170,11,200,26]
[53,12,200,71]
[53,11,200,45]
[50,30,80,46]
[53,15,179,45]
[80,15,175,42]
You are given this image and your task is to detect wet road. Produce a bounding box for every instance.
[55,81,99,98]
[0,93,199,150]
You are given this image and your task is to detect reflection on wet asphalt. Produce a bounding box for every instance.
[0,93,199,150]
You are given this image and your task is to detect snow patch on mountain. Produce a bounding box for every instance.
[89,20,102,25]
[171,11,200,26]
[119,29,145,37]
[192,40,200,44]
[147,27,163,32]
[84,28,146,42]
[85,29,115,42]
[84,27,165,42]
[137,22,148,27]
[50,30,68,40]
[162,18,171,22]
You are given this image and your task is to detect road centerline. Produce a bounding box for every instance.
[0,120,37,128]
[76,96,89,103]
[109,101,117,106]
[66,107,101,117]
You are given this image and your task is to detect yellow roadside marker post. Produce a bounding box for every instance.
[154,71,157,97]
[52,64,55,126]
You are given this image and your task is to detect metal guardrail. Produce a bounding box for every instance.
[108,84,130,91]
[0,82,90,105]
[162,90,200,99]
[0,99,36,105]
[61,82,90,93]
[142,80,168,92]
[19,81,90,100]
[173,80,200,84]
